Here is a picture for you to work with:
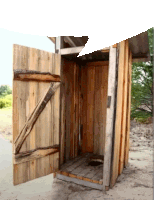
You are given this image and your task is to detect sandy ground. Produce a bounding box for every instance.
[0,108,153,200]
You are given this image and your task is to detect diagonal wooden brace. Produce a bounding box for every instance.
[14,82,60,155]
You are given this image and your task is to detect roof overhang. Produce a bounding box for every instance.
[47,31,150,62]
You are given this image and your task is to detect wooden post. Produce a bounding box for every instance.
[103,45,117,188]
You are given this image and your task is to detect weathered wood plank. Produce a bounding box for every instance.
[13,44,29,185]
[81,66,87,153]
[124,50,132,167]
[94,65,101,154]
[60,155,83,171]
[56,173,104,190]
[110,41,125,187]
[86,65,95,152]
[103,46,117,187]
[13,44,61,185]
[28,47,39,181]
[119,40,129,174]
[101,64,109,156]
[53,53,61,173]
[70,64,75,159]
[60,46,84,55]
[74,63,79,158]
[60,57,65,165]
[14,70,61,82]
[14,146,59,164]
[14,82,60,154]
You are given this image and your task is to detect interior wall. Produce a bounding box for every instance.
[80,61,109,155]
[60,58,80,164]
[60,59,109,166]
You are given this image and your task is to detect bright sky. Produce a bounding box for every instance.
[0,28,55,88]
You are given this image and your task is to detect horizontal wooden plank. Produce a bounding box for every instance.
[14,83,60,154]
[60,46,84,55]
[14,71,60,82]
[57,173,104,190]
[14,146,59,164]
[60,46,110,56]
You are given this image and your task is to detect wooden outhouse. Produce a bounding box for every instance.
[12,32,150,191]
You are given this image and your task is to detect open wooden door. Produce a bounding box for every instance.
[12,44,60,185]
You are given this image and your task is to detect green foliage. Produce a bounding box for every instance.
[0,94,12,109]
[131,27,153,123]
[0,85,12,97]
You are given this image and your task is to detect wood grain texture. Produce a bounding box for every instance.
[80,61,109,154]
[14,71,60,82]
[124,50,132,167]
[61,58,80,161]
[103,46,117,188]
[86,65,95,152]
[14,146,59,164]
[81,65,87,153]
[110,41,125,188]
[60,57,65,165]
[118,40,129,174]
[14,82,60,154]
[13,44,60,185]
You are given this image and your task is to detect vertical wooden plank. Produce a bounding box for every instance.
[36,50,50,177]
[13,44,19,185]
[86,65,95,152]
[103,46,117,188]
[28,47,39,181]
[94,66,101,155]
[13,45,29,185]
[64,60,71,161]
[101,64,109,155]
[53,53,61,171]
[74,63,79,158]
[60,57,66,165]
[81,66,87,153]
[79,65,83,154]
[110,41,125,187]
[70,64,75,159]
[119,40,129,174]
[48,54,55,173]
[124,50,132,167]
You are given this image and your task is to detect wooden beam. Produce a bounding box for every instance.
[14,145,59,164]
[60,46,84,55]
[14,70,61,82]
[14,82,60,154]
[103,46,117,187]
[48,37,56,44]
[64,36,76,47]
